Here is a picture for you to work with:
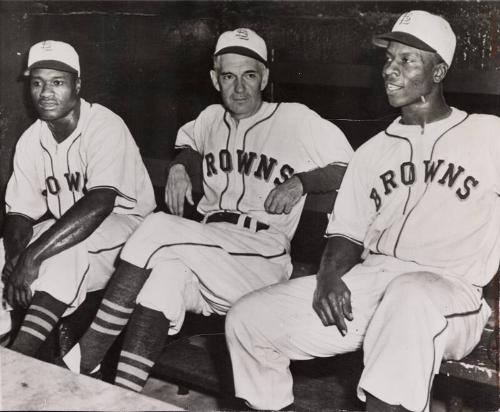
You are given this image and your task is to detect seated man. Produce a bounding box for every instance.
[60,28,353,391]
[1,40,156,356]
[225,11,498,412]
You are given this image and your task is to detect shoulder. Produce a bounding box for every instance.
[197,104,226,121]
[16,120,43,148]
[350,130,389,162]
[85,101,127,129]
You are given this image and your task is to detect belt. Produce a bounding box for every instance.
[205,212,269,232]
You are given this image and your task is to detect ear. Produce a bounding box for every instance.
[433,62,448,84]
[75,78,82,95]
[210,70,220,92]
[260,68,269,91]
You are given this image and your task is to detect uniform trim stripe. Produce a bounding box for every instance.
[68,265,90,308]
[67,133,82,204]
[445,303,483,319]
[30,305,59,322]
[117,362,150,380]
[145,242,287,268]
[90,322,122,336]
[324,233,363,246]
[87,186,136,203]
[236,103,281,212]
[102,299,134,313]
[5,212,36,222]
[115,376,143,392]
[0,333,10,346]
[20,326,45,341]
[89,242,125,254]
[95,309,129,325]
[120,350,155,367]
[218,112,232,210]
[24,314,53,332]
[40,140,62,218]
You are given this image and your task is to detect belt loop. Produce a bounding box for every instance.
[243,216,251,229]
[249,217,257,232]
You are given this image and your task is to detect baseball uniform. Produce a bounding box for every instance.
[0,98,156,315]
[120,101,353,334]
[225,108,499,411]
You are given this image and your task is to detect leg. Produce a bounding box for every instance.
[64,260,151,374]
[225,266,388,411]
[359,272,489,412]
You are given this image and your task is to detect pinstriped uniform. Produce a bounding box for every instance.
[0,99,156,316]
[120,101,353,335]
[225,108,499,411]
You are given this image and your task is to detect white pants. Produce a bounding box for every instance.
[120,212,292,335]
[225,254,491,411]
[0,214,142,316]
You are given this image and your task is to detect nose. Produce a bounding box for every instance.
[383,59,399,79]
[234,77,245,93]
[40,82,54,97]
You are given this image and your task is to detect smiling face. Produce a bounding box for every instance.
[210,53,269,121]
[30,68,80,122]
[382,41,442,109]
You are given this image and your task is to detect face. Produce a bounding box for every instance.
[382,41,441,108]
[30,68,81,121]
[210,53,269,120]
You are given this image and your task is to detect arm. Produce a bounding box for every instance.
[6,188,116,307]
[264,163,347,214]
[165,148,202,216]
[312,236,363,335]
[2,215,34,279]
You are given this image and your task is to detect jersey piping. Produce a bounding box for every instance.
[144,241,287,268]
[218,112,232,210]
[66,133,82,204]
[236,103,281,212]
[40,140,62,218]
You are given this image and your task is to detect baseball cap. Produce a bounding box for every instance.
[214,28,267,66]
[373,10,456,67]
[24,40,80,76]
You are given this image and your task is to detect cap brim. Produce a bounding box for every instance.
[24,60,79,76]
[372,31,436,53]
[214,46,267,66]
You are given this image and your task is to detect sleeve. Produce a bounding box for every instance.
[84,117,141,209]
[325,149,374,245]
[174,107,217,154]
[5,134,47,221]
[295,163,346,194]
[296,108,353,171]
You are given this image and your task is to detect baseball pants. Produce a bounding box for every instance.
[225,254,491,411]
[0,214,142,316]
[119,212,292,335]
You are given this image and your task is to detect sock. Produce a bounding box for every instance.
[77,260,151,374]
[11,291,67,356]
[114,304,170,392]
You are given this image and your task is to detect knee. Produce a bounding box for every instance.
[384,272,437,308]
[225,293,260,339]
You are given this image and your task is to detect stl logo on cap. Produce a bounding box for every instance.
[214,28,268,66]
[25,40,80,76]
[373,10,456,67]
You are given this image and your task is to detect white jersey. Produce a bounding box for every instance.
[176,102,353,240]
[328,107,500,286]
[5,98,156,220]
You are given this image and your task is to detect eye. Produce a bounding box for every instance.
[221,73,233,81]
[245,72,258,80]
[31,80,41,87]
[53,80,64,86]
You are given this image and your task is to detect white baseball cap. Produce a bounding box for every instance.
[214,28,267,66]
[24,40,80,76]
[373,10,456,67]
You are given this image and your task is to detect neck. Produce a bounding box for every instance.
[400,90,451,127]
[47,99,81,143]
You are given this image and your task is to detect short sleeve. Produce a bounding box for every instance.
[175,106,222,154]
[5,132,47,221]
[297,108,353,170]
[84,118,141,209]
[325,149,374,245]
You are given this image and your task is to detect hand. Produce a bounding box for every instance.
[264,176,303,214]
[165,164,194,216]
[2,254,20,281]
[312,274,353,335]
[6,249,41,308]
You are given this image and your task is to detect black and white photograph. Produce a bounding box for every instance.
[0,1,498,411]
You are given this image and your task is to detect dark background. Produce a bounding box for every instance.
[1,0,499,231]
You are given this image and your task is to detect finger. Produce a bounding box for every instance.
[283,200,293,214]
[342,293,353,321]
[15,287,23,308]
[185,183,194,206]
[6,284,14,307]
[25,286,33,306]
[312,301,329,327]
[175,191,184,216]
[264,190,275,212]
[327,296,347,335]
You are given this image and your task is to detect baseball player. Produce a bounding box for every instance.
[225,11,499,412]
[1,40,156,356]
[60,28,353,391]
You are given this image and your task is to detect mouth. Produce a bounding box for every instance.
[38,100,58,110]
[385,83,403,94]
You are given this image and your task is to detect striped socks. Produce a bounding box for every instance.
[115,304,170,392]
[11,291,67,356]
[75,260,151,374]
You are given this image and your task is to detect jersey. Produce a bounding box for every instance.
[176,102,353,240]
[5,98,156,220]
[327,107,500,287]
